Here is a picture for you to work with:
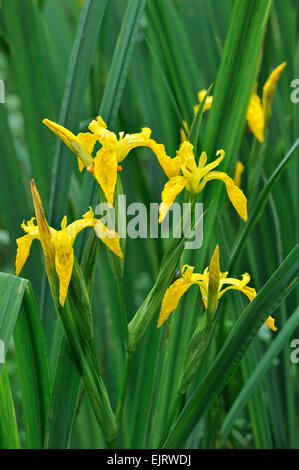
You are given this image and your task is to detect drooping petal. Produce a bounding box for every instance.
[93,147,118,205]
[199,171,248,221]
[65,207,96,243]
[94,220,123,258]
[149,140,181,179]
[16,233,38,275]
[157,277,193,328]
[117,127,153,162]
[233,160,245,188]
[246,93,265,143]
[159,176,187,223]
[52,231,74,306]
[262,62,287,123]
[219,274,277,331]
[199,149,225,179]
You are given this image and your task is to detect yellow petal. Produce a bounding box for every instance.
[43,119,93,167]
[117,127,153,162]
[149,140,181,179]
[180,121,189,143]
[262,62,287,123]
[157,277,193,328]
[159,176,187,223]
[31,180,56,279]
[264,316,277,332]
[246,93,265,143]
[52,231,74,306]
[197,89,213,112]
[76,132,98,171]
[199,171,248,221]
[93,148,118,205]
[199,149,225,179]
[43,118,76,152]
[16,233,38,275]
[94,220,123,258]
[65,207,96,243]
[233,161,245,188]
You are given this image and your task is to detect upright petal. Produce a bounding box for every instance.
[93,148,118,205]
[159,175,187,223]
[199,149,225,179]
[94,220,123,258]
[207,245,220,311]
[246,93,265,143]
[52,231,74,306]
[262,62,287,123]
[31,180,56,280]
[199,171,248,221]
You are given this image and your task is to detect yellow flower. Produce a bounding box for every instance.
[44,116,162,206]
[16,181,123,306]
[157,245,277,331]
[194,62,287,143]
[157,141,248,223]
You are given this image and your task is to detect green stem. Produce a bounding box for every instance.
[116,351,133,422]
[117,279,128,348]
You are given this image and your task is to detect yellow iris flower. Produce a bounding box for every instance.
[156,140,248,223]
[43,116,160,206]
[16,181,123,306]
[190,62,287,144]
[157,245,277,331]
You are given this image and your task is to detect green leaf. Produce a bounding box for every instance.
[0,365,20,449]
[0,273,28,373]
[162,243,299,448]
[13,283,52,449]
